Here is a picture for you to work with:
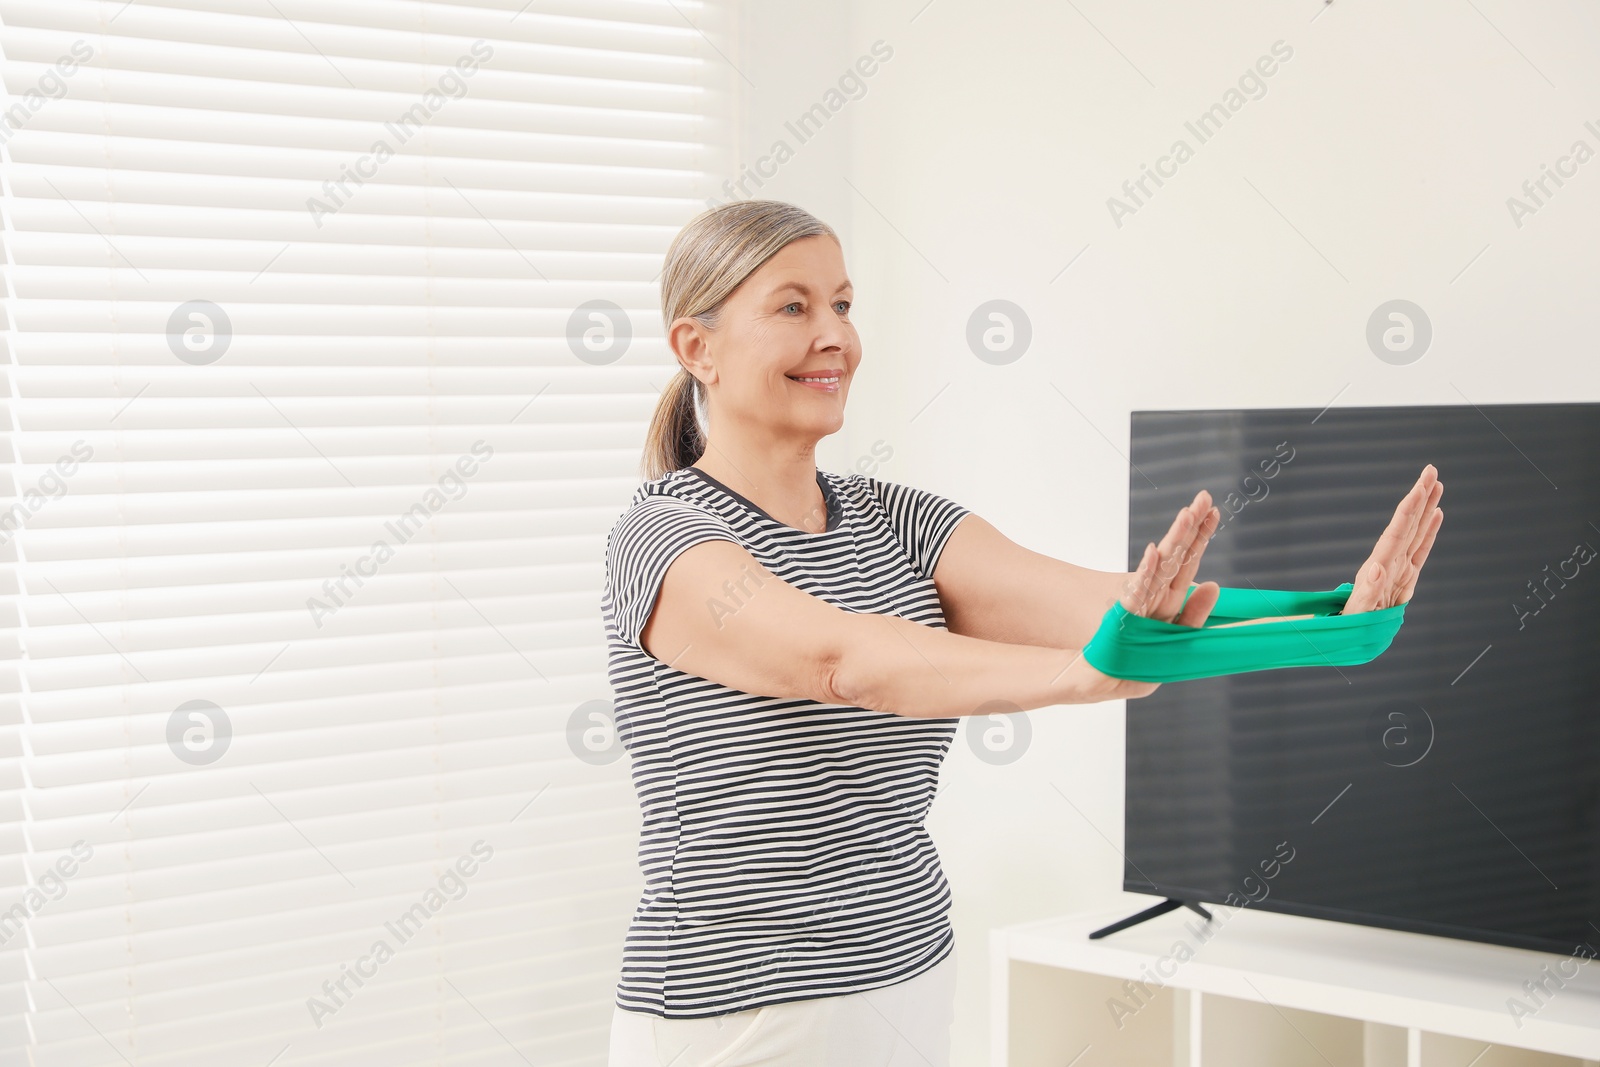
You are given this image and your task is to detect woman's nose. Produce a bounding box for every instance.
[814,317,851,350]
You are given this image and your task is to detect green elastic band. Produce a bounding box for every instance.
[1081,582,1407,683]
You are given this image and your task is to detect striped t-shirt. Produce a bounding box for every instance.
[601,463,972,1019]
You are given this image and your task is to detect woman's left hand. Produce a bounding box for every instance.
[1341,464,1444,614]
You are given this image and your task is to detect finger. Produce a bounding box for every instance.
[1162,504,1220,617]
[1153,497,1199,577]
[1121,542,1157,614]
[1175,503,1218,588]
[1399,478,1439,552]
[1343,559,1384,614]
[1402,466,1439,539]
[1134,542,1159,614]
[1398,507,1443,603]
[1174,580,1219,628]
[1170,492,1214,578]
[1139,504,1195,617]
[1390,482,1440,601]
[1390,477,1429,553]
[1342,568,1368,614]
[1412,506,1442,568]
[1117,544,1144,612]
[1152,492,1211,614]
[1355,556,1389,613]
[1411,464,1438,498]
[1405,480,1442,561]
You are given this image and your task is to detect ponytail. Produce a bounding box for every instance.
[641,368,705,481]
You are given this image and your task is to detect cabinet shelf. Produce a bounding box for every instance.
[991,898,1600,1066]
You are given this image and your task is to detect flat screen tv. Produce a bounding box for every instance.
[1119,402,1599,957]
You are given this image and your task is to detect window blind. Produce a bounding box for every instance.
[0,0,733,1063]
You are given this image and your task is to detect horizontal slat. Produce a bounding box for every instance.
[0,57,710,126]
[11,0,700,34]
[3,183,694,231]
[4,170,710,222]
[6,268,682,304]
[3,0,710,79]
[7,781,628,845]
[4,588,605,662]
[3,112,709,170]
[2,342,671,365]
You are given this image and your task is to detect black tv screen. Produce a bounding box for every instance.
[1122,403,1600,957]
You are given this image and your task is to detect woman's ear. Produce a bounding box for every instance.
[668,316,717,385]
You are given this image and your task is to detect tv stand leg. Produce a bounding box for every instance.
[1088,897,1214,940]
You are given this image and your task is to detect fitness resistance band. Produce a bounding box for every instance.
[1080,582,1408,683]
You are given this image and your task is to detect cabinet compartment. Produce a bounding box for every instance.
[1199,991,1366,1067]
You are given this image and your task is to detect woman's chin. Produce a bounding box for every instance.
[781,415,846,443]
[809,411,847,436]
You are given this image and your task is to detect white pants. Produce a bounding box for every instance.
[607,949,957,1067]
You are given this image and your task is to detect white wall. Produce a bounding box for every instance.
[733,1,1600,1062]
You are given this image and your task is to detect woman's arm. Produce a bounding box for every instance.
[638,538,1160,718]
[932,515,1134,648]
[932,491,1222,647]
[637,488,1227,717]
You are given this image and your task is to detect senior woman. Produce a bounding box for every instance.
[601,200,1443,1066]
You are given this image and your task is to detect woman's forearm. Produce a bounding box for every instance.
[934,517,1138,650]
[827,609,1115,718]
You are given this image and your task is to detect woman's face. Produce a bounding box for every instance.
[675,235,859,445]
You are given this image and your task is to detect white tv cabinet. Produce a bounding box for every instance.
[991,899,1600,1067]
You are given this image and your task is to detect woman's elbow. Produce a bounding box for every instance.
[820,615,929,717]
[810,614,884,713]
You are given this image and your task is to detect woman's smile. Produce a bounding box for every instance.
[786,369,843,392]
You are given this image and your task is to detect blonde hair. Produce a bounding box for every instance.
[642,200,838,480]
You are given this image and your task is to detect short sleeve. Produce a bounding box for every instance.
[603,495,741,648]
[864,477,972,580]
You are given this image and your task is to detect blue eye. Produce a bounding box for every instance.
[834,300,851,314]
[783,302,802,314]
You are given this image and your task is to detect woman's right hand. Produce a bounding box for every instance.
[1082,490,1224,701]
[1120,489,1223,626]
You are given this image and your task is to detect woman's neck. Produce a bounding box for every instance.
[692,437,827,533]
